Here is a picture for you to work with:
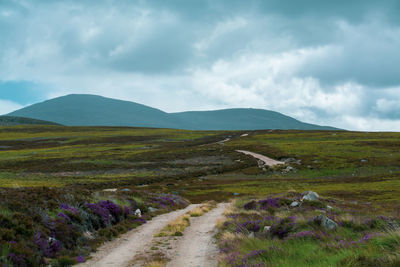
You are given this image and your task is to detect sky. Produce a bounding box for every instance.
[0,0,399,131]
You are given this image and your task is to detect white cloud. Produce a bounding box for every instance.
[0,99,23,115]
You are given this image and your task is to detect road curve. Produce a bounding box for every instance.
[236,150,284,166]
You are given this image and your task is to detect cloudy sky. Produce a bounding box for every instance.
[1,0,400,131]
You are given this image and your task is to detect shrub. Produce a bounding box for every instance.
[270,217,296,239]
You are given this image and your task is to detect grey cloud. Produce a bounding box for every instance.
[0,0,399,130]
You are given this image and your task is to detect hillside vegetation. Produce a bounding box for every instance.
[0,116,60,126]
[8,94,338,130]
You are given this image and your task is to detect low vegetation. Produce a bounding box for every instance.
[0,125,399,266]
[0,187,188,266]
[217,192,400,267]
[189,201,217,217]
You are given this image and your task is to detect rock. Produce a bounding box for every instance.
[315,215,338,230]
[240,133,249,137]
[282,166,296,173]
[326,205,333,210]
[282,158,301,165]
[302,191,319,201]
[148,207,158,213]
[307,165,313,169]
[263,226,271,233]
[361,159,368,163]
[121,188,131,192]
[248,231,255,238]
[290,201,299,207]
[103,188,117,192]
[83,231,95,240]
[134,209,142,218]
[233,193,240,196]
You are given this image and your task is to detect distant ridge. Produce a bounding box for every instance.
[8,94,339,130]
[0,116,61,126]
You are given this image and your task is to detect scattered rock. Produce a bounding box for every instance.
[315,215,338,230]
[326,205,333,210]
[290,201,299,207]
[121,188,131,192]
[307,165,313,169]
[282,166,296,173]
[233,193,240,196]
[361,159,368,163]
[240,134,249,137]
[302,191,319,201]
[135,209,142,218]
[103,188,117,192]
[83,231,95,240]
[281,158,302,165]
[263,226,271,233]
[248,232,255,238]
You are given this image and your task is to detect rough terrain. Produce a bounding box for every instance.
[77,204,199,267]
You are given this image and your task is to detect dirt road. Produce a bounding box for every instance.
[77,204,199,267]
[236,150,284,166]
[167,203,229,267]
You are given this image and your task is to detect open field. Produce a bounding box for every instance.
[0,125,399,266]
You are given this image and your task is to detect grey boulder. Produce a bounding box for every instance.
[315,215,338,230]
[302,191,319,201]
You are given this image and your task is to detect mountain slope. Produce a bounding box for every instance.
[8,94,339,130]
[0,116,60,126]
[172,109,336,130]
[8,94,182,128]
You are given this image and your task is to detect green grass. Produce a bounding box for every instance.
[218,193,400,267]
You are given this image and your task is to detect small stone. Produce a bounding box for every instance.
[302,191,319,201]
[135,209,142,218]
[327,205,333,210]
[103,188,117,192]
[233,193,240,196]
[83,231,95,240]
[361,159,368,163]
[290,201,299,207]
[263,226,271,233]
[121,188,131,192]
[315,215,338,230]
[248,232,255,238]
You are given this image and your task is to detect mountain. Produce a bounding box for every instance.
[8,94,339,130]
[0,116,60,126]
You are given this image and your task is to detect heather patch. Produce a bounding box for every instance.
[218,192,400,266]
[0,187,188,266]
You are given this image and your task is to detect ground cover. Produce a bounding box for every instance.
[0,126,399,266]
[217,192,400,266]
[0,187,188,266]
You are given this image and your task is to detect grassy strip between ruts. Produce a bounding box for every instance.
[155,201,217,237]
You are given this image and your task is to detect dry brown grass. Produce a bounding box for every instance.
[155,214,191,237]
[189,200,217,217]
[145,261,166,267]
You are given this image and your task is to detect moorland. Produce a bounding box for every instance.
[0,125,399,266]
